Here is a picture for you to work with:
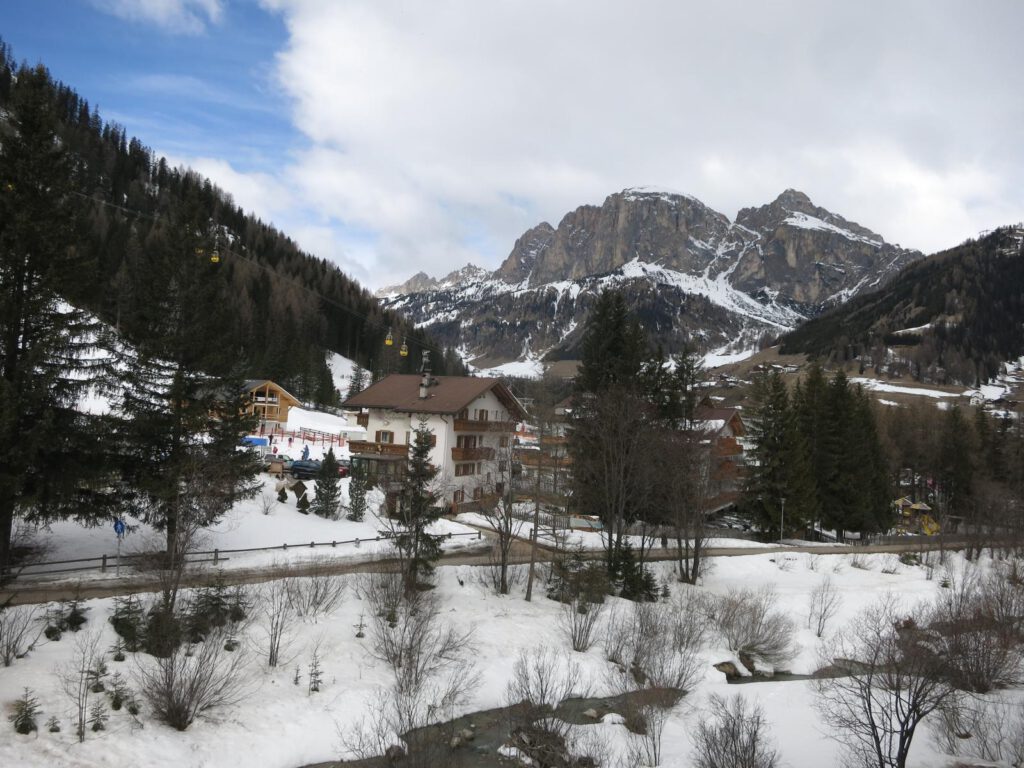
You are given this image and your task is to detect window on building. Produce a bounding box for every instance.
[376,430,394,444]
[472,486,482,500]
[476,409,489,422]
[455,463,475,477]
[453,489,465,504]
[457,435,478,449]
[499,435,509,448]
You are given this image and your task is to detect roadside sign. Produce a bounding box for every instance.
[114,519,126,538]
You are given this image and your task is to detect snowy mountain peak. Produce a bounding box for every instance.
[379,188,922,372]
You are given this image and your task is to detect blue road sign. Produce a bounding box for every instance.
[114,519,126,538]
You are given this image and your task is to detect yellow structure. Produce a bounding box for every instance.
[243,380,301,429]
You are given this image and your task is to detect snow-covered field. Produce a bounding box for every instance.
[3,545,1007,768]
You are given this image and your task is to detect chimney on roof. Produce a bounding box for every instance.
[419,350,432,399]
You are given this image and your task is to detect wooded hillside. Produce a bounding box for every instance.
[0,39,463,406]
[780,226,1024,385]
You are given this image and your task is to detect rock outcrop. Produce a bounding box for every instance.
[379,187,922,370]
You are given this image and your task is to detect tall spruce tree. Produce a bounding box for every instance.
[312,448,341,519]
[113,192,259,569]
[570,289,654,571]
[396,418,443,591]
[0,65,110,571]
[346,365,367,399]
[346,461,367,522]
[743,371,815,536]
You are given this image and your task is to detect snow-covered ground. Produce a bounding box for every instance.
[2,548,996,768]
[17,463,482,581]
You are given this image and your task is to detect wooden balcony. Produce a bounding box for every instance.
[348,440,409,458]
[454,418,516,433]
[451,446,495,462]
[356,413,369,428]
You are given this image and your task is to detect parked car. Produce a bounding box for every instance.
[338,458,351,478]
[263,454,294,472]
[289,459,322,480]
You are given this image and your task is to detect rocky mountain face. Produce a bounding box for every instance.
[377,187,922,368]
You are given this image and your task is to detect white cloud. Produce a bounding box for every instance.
[92,0,224,34]
[240,1,1024,288]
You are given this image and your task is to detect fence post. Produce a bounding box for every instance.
[214,549,219,564]
[101,554,107,573]
[310,541,314,549]
[477,531,482,539]
[283,543,288,551]
[332,540,336,548]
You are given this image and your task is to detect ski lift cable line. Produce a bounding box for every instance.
[67,189,447,357]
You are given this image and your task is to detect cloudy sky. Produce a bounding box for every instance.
[5,0,1022,288]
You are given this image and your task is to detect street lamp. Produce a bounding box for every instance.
[779,497,786,545]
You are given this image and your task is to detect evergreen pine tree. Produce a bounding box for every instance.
[312,448,342,519]
[346,462,368,522]
[743,371,791,533]
[396,418,442,591]
[346,365,367,399]
[112,191,259,573]
[0,65,109,570]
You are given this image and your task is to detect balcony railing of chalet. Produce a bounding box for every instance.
[517,451,572,469]
[349,440,409,457]
[454,418,516,433]
[451,446,495,461]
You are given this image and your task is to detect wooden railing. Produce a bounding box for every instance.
[349,440,409,457]
[451,446,495,461]
[453,418,515,433]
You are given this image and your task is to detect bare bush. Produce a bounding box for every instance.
[136,630,251,730]
[938,696,1024,766]
[57,631,104,742]
[932,566,1023,694]
[0,604,40,666]
[707,586,796,670]
[507,644,587,710]
[692,693,780,768]
[807,576,842,638]
[849,553,872,571]
[815,595,963,768]
[369,590,476,695]
[605,593,706,693]
[287,568,346,622]
[560,592,605,653]
[253,579,296,668]
[358,567,405,625]
[505,645,593,768]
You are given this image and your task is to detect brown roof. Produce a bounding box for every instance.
[693,406,745,435]
[343,374,529,419]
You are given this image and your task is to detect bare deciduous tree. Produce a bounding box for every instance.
[505,644,588,755]
[693,693,780,768]
[815,595,963,768]
[253,578,296,668]
[478,427,524,595]
[57,630,104,742]
[808,576,842,638]
[136,628,251,731]
[0,604,40,666]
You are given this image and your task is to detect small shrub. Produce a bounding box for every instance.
[88,701,108,732]
[276,487,288,503]
[899,552,920,567]
[108,672,130,711]
[46,716,60,733]
[849,553,872,571]
[8,687,40,734]
[109,594,146,652]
